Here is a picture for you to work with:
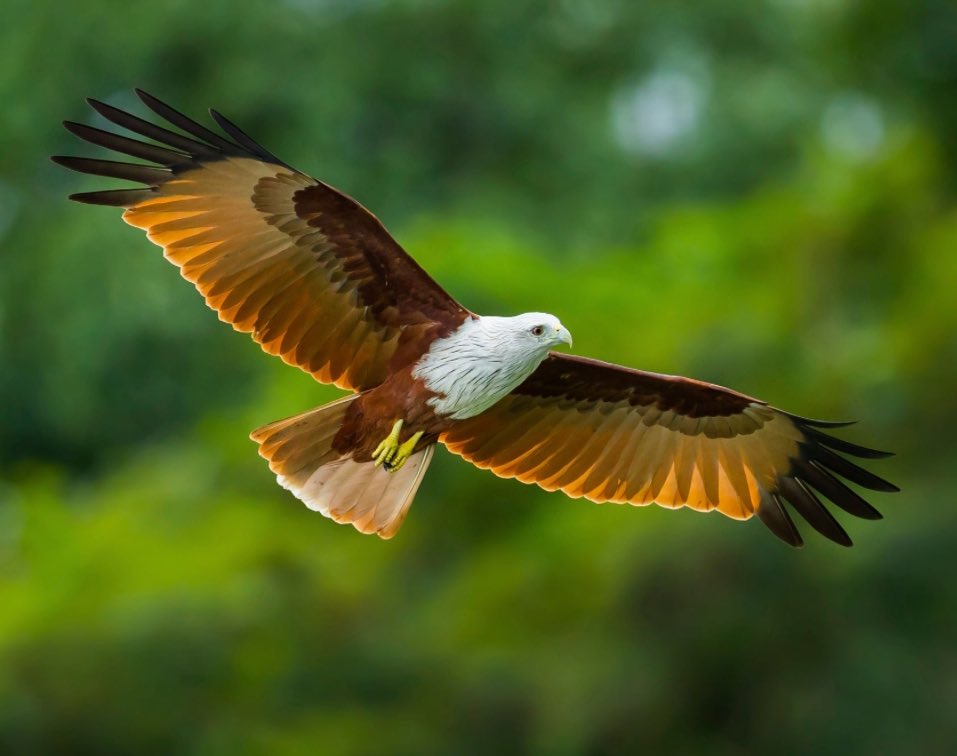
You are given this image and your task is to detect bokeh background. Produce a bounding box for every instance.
[2,0,956,753]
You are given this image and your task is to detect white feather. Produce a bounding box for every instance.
[277,446,434,538]
[413,313,571,419]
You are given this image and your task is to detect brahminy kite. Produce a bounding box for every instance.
[54,91,896,546]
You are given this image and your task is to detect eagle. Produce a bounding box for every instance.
[54,90,896,547]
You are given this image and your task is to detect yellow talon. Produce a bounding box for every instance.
[384,431,423,473]
[372,419,403,467]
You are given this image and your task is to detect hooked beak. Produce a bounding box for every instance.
[556,325,573,349]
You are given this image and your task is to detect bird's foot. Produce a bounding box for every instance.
[383,431,423,473]
[372,419,404,468]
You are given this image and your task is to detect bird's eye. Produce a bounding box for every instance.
[531,325,545,337]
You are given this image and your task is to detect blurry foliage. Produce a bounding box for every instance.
[1,0,955,753]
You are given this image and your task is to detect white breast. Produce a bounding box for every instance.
[412,317,549,420]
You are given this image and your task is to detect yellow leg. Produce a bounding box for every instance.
[384,431,424,473]
[372,419,404,468]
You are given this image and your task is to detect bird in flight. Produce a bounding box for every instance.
[54,91,896,546]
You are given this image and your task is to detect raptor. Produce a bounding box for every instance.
[54,91,897,545]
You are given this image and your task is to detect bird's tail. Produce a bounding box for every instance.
[250,395,433,539]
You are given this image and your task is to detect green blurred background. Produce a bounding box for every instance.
[2,0,955,753]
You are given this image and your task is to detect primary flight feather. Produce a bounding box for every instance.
[54,90,897,546]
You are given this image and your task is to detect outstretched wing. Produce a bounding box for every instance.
[440,353,896,547]
[53,90,470,391]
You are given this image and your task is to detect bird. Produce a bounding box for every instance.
[53,90,897,547]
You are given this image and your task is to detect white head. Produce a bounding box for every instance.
[413,311,573,419]
[480,312,573,353]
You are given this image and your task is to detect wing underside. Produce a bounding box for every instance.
[442,353,896,547]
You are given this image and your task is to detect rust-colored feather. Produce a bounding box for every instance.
[56,91,471,391]
[441,352,896,547]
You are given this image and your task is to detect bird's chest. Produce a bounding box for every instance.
[412,347,541,420]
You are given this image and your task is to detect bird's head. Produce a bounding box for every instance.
[506,312,573,351]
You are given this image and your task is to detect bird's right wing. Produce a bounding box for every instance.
[54,90,470,391]
[441,353,897,547]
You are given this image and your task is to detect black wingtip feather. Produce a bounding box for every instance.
[757,491,804,548]
[756,414,894,545]
[812,446,899,492]
[86,97,220,159]
[786,413,857,429]
[794,458,885,521]
[778,477,853,547]
[62,120,188,166]
[68,188,154,207]
[52,155,171,184]
[804,427,894,459]
[134,89,239,152]
[58,89,297,181]
[209,108,290,168]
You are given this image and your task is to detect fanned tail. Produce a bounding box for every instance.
[250,396,432,539]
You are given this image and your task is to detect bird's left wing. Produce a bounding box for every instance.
[440,353,896,546]
[54,91,470,391]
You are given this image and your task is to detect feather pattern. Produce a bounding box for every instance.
[441,352,897,547]
[55,90,470,391]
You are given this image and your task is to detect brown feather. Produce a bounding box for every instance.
[58,92,471,392]
[441,353,895,547]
